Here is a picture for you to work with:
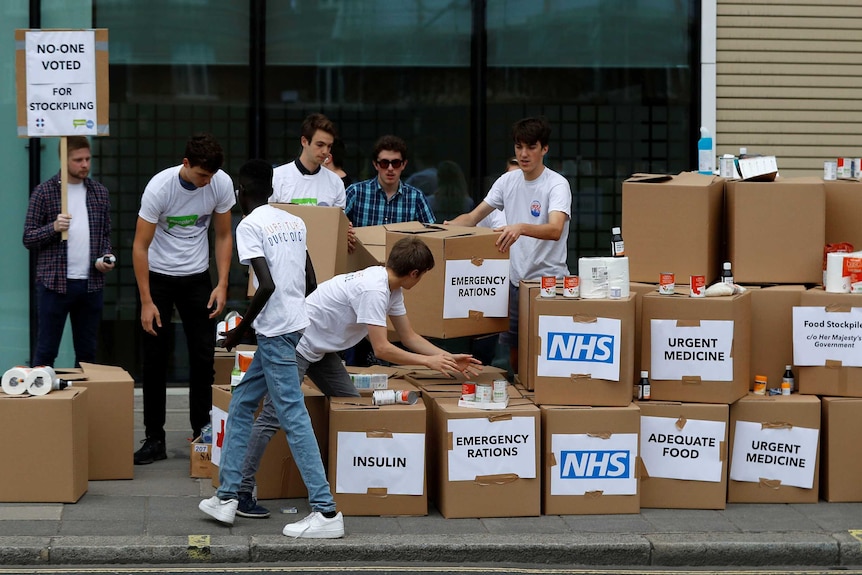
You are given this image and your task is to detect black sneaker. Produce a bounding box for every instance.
[134,438,167,465]
[236,492,270,518]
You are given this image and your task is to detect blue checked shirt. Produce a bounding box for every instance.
[345,177,436,227]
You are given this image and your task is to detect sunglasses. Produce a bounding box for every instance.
[375,158,404,169]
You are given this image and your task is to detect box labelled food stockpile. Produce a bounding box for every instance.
[727,394,820,504]
[542,404,640,515]
[0,388,88,502]
[210,383,327,499]
[641,290,751,404]
[530,294,635,407]
[432,397,540,518]
[621,172,724,284]
[638,401,728,509]
[794,288,862,397]
[820,397,862,502]
[328,396,427,516]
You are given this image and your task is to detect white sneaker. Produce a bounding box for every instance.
[282,511,344,539]
[199,496,238,525]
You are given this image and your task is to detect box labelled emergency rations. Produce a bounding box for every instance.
[794,288,862,398]
[621,172,724,284]
[726,178,825,284]
[820,397,862,502]
[328,397,427,516]
[210,383,328,500]
[0,388,88,502]
[542,404,640,515]
[433,397,540,518]
[638,402,728,509]
[190,437,212,479]
[531,295,635,407]
[248,204,350,295]
[641,291,751,404]
[824,180,862,249]
[748,285,805,392]
[384,222,509,339]
[727,394,820,504]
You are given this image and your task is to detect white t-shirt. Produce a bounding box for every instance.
[296,266,406,362]
[236,204,310,337]
[477,208,506,230]
[138,166,235,276]
[66,182,90,279]
[483,166,572,285]
[270,160,346,207]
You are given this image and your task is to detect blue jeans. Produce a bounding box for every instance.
[34,280,103,367]
[239,351,359,494]
[217,332,335,513]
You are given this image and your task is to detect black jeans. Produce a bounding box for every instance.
[34,280,103,367]
[140,271,214,441]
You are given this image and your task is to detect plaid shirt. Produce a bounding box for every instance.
[23,173,113,294]
[345,177,436,227]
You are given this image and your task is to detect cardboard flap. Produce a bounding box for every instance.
[474,473,519,486]
[626,173,673,183]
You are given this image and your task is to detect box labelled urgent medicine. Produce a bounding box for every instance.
[385,222,509,339]
[638,402,728,509]
[530,294,635,407]
[0,388,88,502]
[820,397,862,502]
[621,172,724,284]
[210,383,327,500]
[328,397,427,516]
[794,288,862,397]
[726,178,825,284]
[542,404,640,515]
[748,285,805,391]
[727,394,820,504]
[825,180,862,249]
[433,397,541,518]
[642,290,751,404]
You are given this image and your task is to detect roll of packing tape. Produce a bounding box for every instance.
[26,366,57,396]
[2,367,32,395]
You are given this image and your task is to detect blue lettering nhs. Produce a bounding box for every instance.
[546,332,614,363]
[560,450,630,479]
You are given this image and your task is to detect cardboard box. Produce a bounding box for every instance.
[385,222,509,338]
[727,394,820,503]
[433,397,541,518]
[796,289,862,397]
[726,178,825,284]
[630,282,659,395]
[820,397,862,502]
[0,388,88,502]
[638,401,728,509]
[530,294,636,407]
[517,279,555,391]
[328,397,427,516]
[748,285,804,391]
[348,224,387,272]
[542,404,640,515]
[210,383,328,499]
[825,180,862,250]
[190,437,212,479]
[641,290,751,404]
[621,172,725,284]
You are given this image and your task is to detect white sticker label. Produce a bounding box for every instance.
[549,433,639,495]
[650,320,734,381]
[443,259,509,319]
[640,415,725,482]
[729,420,819,489]
[447,416,536,481]
[335,432,425,495]
[792,306,862,367]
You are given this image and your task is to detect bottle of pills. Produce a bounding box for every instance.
[753,375,767,396]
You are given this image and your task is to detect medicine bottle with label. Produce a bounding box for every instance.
[638,371,651,400]
[782,365,795,394]
[611,227,625,257]
[721,262,734,285]
[753,375,767,395]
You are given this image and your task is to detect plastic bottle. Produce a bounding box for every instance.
[721,262,734,285]
[698,127,714,175]
[782,365,795,394]
[754,375,767,395]
[611,227,625,257]
[200,423,213,443]
[638,370,651,400]
[739,147,748,158]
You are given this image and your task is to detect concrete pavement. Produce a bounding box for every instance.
[1,388,862,567]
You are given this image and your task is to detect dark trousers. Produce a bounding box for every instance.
[34,279,103,367]
[141,271,214,441]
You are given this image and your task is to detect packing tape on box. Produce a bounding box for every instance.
[578,257,630,299]
[2,366,32,395]
[25,366,57,396]
[825,250,862,293]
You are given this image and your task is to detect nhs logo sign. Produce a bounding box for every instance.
[560,450,630,478]
[550,433,638,496]
[536,315,622,380]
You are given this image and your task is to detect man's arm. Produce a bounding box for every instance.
[367,316,481,376]
[493,210,568,253]
[133,217,159,336]
[222,257,274,350]
[444,200,494,227]
[209,210,233,319]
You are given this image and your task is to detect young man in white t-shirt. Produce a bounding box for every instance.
[199,159,344,539]
[132,133,235,465]
[234,236,482,518]
[446,117,572,375]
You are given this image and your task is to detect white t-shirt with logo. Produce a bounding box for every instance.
[236,204,310,337]
[138,166,235,276]
[483,167,571,285]
[270,161,346,207]
[297,266,406,362]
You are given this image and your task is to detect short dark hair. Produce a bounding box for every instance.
[512,117,551,148]
[184,133,224,173]
[387,236,434,277]
[329,137,346,168]
[64,136,91,155]
[237,159,273,201]
[301,113,337,142]
[372,135,408,162]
